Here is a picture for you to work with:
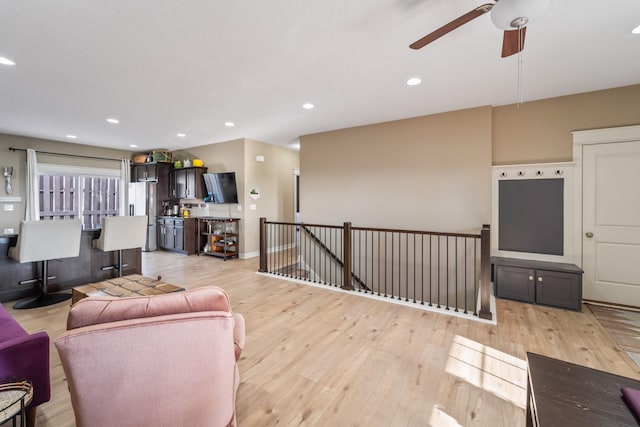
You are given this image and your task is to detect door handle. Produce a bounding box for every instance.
[585,232,594,238]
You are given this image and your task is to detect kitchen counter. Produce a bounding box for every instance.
[196,216,241,221]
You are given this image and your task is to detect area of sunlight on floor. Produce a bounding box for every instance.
[429,406,465,427]
[429,334,528,426]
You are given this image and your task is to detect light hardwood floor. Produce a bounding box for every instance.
[5,251,639,426]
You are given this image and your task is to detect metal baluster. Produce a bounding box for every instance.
[464,237,468,314]
[427,234,431,307]
[437,235,441,309]
[413,233,416,303]
[384,232,388,297]
[421,234,425,305]
[323,227,327,285]
[454,237,458,312]
[390,232,395,299]
[446,236,450,310]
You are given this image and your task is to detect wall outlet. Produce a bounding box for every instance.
[249,204,257,211]
[3,228,15,235]
[3,204,14,211]
[236,205,242,211]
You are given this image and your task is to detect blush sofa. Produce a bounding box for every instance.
[0,303,50,427]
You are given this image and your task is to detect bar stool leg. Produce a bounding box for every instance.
[118,249,123,277]
[13,261,72,309]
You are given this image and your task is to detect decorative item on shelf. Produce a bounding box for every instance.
[249,188,260,200]
[132,154,147,164]
[152,150,172,163]
[173,160,183,168]
[192,159,203,167]
[183,159,191,167]
[2,166,13,195]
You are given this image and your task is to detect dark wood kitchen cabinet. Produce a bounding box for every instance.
[168,166,207,199]
[157,217,196,255]
[131,162,171,183]
[492,257,583,311]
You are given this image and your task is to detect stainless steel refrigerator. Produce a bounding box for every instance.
[128,182,157,251]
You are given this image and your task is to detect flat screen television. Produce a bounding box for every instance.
[203,172,239,204]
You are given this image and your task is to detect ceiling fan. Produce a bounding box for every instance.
[410,0,551,57]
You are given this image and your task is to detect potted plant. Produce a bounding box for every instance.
[249,188,260,200]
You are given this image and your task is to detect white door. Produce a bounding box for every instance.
[583,140,640,306]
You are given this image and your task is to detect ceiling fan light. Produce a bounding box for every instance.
[491,0,551,30]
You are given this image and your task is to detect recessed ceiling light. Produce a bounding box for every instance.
[225,122,235,127]
[633,24,640,34]
[66,134,77,139]
[407,77,422,86]
[177,133,186,137]
[106,118,119,124]
[0,57,15,66]
[129,144,138,148]
[302,102,314,110]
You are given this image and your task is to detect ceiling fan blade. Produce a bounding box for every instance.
[501,27,527,57]
[410,3,494,50]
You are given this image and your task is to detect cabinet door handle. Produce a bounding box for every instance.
[538,277,543,282]
[528,276,534,281]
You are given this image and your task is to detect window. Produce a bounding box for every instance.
[38,164,121,229]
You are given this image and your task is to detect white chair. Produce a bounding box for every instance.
[93,216,148,277]
[9,219,82,309]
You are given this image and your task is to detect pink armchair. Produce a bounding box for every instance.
[55,286,245,427]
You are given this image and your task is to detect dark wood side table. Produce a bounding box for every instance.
[527,352,640,426]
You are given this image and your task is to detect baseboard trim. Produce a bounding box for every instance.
[584,299,640,313]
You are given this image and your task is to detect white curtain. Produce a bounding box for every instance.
[119,158,130,216]
[25,148,39,221]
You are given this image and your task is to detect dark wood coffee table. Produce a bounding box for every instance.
[72,274,184,304]
[527,352,640,426]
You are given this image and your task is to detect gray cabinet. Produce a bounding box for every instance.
[495,265,535,303]
[535,269,582,310]
[157,217,196,255]
[157,218,168,249]
[493,257,583,311]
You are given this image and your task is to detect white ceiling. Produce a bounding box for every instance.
[1,0,639,152]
